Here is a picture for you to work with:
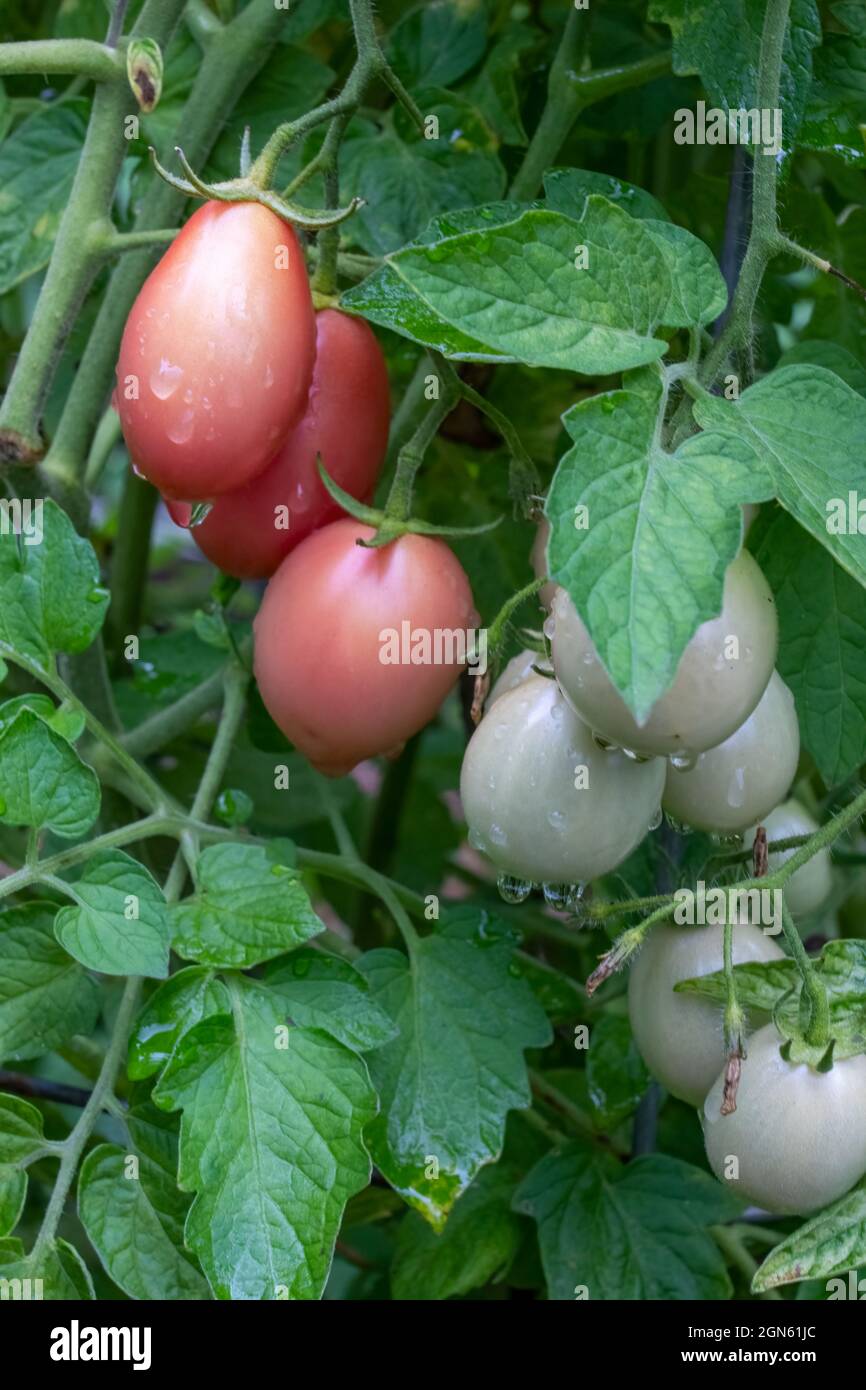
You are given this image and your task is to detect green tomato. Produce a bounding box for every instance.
[487,649,551,706]
[628,921,784,1108]
[661,671,800,833]
[551,551,778,757]
[703,1024,866,1214]
[460,674,665,886]
[744,799,833,918]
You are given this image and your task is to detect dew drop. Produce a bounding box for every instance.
[547,809,567,832]
[542,614,556,641]
[664,812,692,835]
[542,882,572,911]
[264,363,274,388]
[468,826,487,852]
[150,359,183,400]
[87,586,109,605]
[592,731,615,751]
[497,873,532,904]
[168,410,195,445]
[669,749,698,772]
[489,823,507,847]
[647,806,663,832]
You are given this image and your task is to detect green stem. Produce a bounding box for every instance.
[84,405,122,489]
[0,40,123,81]
[0,0,186,466]
[381,375,458,524]
[97,227,180,253]
[528,1068,597,1142]
[107,471,159,668]
[711,1225,784,1300]
[781,902,829,1049]
[32,974,142,1261]
[121,663,232,759]
[697,0,791,391]
[310,114,351,299]
[0,814,178,903]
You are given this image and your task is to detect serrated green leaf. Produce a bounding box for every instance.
[800,34,866,168]
[752,508,866,784]
[387,200,672,373]
[693,364,866,590]
[649,0,821,160]
[340,130,506,257]
[0,1235,93,1298]
[469,24,537,146]
[513,1143,742,1300]
[0,1169,25,1237]
[54,850,170,979]
[0,105,87,294]
[778,340,866,397]
[546,387,772,720]
[128,966,230,1081]
[170,842,323,970]
[392,1164,522,1300]
[753,1179,866,1290]
[79,1125,210,1301]
[0,1093,45,1164]
[0,709,99,839]
[643,220,728,326]
[264,948,398,1052]
[544,166,671,222]
[0,693,83,742]
[356,921,551,1230]
[153,976,376,1300]
[0,903,100,1062]
[0,499,108,664]
[386,0,487,88]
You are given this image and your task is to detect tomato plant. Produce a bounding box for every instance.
[1,0,866,1317]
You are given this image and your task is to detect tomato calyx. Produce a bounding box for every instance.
[148,146,363,233]
[316,457,503,547]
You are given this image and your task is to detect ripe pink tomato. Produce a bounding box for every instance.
[253,518,479,776]
[116,201,315,501]
[166,310,390,578]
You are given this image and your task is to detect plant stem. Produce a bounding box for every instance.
[528,1067,596,1141]
[0,1070,95,1110]
[32,973,142,1261]
[0,813,179,902]
[121,663,231,758]
[0,40,123,82]
[711,1225,784,1300]
[509,15,669,203]
[0,0,187,466]
[698,0,791,390]
[382,379,458,523]
[780,902,829,1049]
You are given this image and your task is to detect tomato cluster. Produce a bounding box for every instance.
[116,201,477,775]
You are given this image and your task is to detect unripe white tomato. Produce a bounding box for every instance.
[628,921,785,1107]
[661,671,799,833]
[459,674,665,886]
[703,1024,866,1214]
[551,550,778,757]
[744,799,833,918]
[488,649,551,706]
[530,518,559,610]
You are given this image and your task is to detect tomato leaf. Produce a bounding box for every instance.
[391,1164,523,1301]
[54,850,170,979]
[263,949,398,1053]
[752,1179,866,1291]
[751,508,866,785]
[127,966,230,1081]
[386,200,674,372]
[0,1235,93,1299]
[0,499,108,665]
[693,364,866,590]
[0,709,99,840]
[153,976,376,1300]
[546,387,771,721]
[0,1094,44,1238]
[585,1014,651,1130]
[514,1143,743,1300]
[0,903,100,1063]
[356,919,551,1230]
[170,842,323,970]
[0,104,88,295]
[78,1103,210,1301]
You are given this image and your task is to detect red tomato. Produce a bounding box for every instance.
[253,519,479,776]
[116,201,315,501]
[166,310,390,578]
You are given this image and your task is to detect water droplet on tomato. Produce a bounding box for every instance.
[150,359,183,400]
[497,873,532,904]
[168,410,195,445]
[541,882,571,911]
